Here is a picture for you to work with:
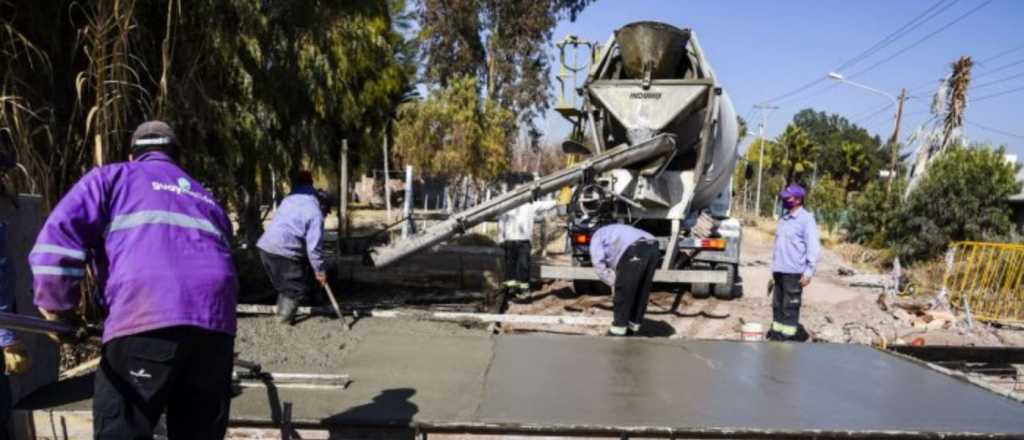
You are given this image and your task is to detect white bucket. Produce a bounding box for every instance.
[741,322,763,341]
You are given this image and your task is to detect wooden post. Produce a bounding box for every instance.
[339,139,349,248]
[887,88,907,193]
[383,125,392,221]
[402,165,414,238]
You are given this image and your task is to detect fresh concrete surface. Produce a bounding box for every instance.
[21,317,1024,437]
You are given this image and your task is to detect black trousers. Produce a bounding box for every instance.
[771,272,808,341]
[613,241,660,328]
[502,240,531,291]
[260,249,312,301]
[0,354,9,440]
[94,326,235,440]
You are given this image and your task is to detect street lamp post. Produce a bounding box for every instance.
[827,72,907,192]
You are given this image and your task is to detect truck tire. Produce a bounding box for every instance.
[712,263,737,300]
[573,279,593,296]
[691,282,711,299]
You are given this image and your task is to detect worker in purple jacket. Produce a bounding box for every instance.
[29,121,238,439]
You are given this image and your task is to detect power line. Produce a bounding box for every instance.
[835,0,959,72]
[973,57,1024,80]
[757,1,960,105]
[849,0,993,78]
[970,70,1024,90]
[978,42,1024,65]
[758,78,827,105]
[965,119,1024,140]
[973,84,1024,102]
[854,103,895,125]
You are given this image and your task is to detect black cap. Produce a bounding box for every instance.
[130,121,178,158]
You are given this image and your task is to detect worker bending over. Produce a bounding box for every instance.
[257,171,331,324]
[30,121,238,439]
[589,224,660,336]
[497,198,557,297]
[766,184,821,342]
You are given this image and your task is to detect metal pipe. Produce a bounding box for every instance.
[370,134,677,268]
[0,311,76,336]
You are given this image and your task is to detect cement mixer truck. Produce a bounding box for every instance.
[370,21,742,299]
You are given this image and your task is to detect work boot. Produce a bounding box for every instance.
[791,324,810,342]
[606,326,629,337]
[765,329,786,341]
[277,295,299,325]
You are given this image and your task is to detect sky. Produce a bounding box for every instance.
[541,0,1024,159]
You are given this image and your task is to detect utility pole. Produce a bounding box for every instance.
[753,104,779,217]
[383,124,392,221]
[887,88,907,193]
[339,139,350,241]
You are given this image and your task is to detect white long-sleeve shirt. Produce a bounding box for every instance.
[497,200,557,242]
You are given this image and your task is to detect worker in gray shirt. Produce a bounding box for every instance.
[257,171,331,324]
[589,224,660,336]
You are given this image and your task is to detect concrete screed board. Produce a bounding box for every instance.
[22,326,1024,438]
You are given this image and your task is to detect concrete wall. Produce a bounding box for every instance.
[0,195,59,403]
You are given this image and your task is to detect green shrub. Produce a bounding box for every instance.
[847,179,906,248]
[893,145,1021,262]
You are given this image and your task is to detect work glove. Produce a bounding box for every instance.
[38,308,88,344]
[3,342,31,375]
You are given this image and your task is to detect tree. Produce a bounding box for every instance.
[393,74,514,193]
[775,125,817,185]
[838,141,872,191]
[791,108,887,191]
[734,136,791,215]
[1,0,414,246]
[892,145,1021,262]
[416,0,594,141]
[737,115,748,143]
[808,175,846,234]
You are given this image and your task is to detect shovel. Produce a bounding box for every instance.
[321,281,350,330]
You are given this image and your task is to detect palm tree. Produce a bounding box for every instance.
[777,125,817,185]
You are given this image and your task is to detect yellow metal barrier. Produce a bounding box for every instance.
[943,241,1024,325]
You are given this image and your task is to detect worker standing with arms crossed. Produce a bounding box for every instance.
[29,121,238,439]
[257,171,331,325]
[589,224,660,337]
[766,184,821,342]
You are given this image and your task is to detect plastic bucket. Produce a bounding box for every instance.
[741,322,763,341]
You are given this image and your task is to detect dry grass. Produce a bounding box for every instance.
[831,242,894,273]
[904,256,948,297]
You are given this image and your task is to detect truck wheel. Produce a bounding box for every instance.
[573,279,592,296]
[691,282,711,299]
[712,264,737,300]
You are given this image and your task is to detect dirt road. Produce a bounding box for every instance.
[508,223,1024,348]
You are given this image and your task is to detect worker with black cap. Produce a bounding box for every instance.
[257,170,332,324]
[30,120,238,439]
[766,183,821,342]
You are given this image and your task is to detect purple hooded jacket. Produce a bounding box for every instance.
[30,152,238,342]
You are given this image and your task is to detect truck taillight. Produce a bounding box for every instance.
[701,238,726,250]
[574,233,591,245]
[679,237,727,250]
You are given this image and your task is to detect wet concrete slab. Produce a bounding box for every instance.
[22,320,1024,437]
[479,335,1024,436]
[230,326,495,426]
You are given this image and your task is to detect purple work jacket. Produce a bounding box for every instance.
[29,152,238,342]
